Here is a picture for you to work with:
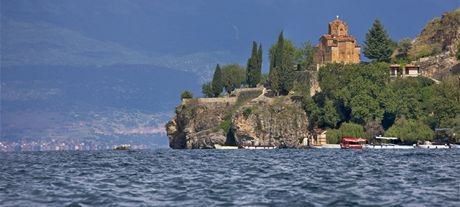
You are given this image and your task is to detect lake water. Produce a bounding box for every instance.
[1,149,459,206]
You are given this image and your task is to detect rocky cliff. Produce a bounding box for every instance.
[165,98,235,149]
[411,8,460,79]
[166,88,310,149]
[232,96,309,148]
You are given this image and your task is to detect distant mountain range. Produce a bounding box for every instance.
[1,0,458,149]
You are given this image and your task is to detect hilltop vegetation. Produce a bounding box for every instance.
[409,8,460,59]
[302,63,460,144]
[176,8,460,146]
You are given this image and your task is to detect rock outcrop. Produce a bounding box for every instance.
[166,98,235,149]
[165,88,310,149]
[411,8,460,79]
[232,96,309,148]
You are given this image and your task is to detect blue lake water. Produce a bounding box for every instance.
[0,149,459,206]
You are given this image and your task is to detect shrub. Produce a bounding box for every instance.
[243,107,252,118]
[180,90,193,100]
[385,118,434,144]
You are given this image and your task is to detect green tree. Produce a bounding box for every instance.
[256,44,263,84]
[295,41,316,70]
[363,19,393,62]
[222,64,246,93]
[339,122,367,138]
[246,41,261,87]
[325,123,367,144]
[394,38,412,62]
[180,90,193,99]
[201,82,213,98]
[211,64,223,97]
[385,118,434,144]
[326,129,340,144]
[269,32,296,95]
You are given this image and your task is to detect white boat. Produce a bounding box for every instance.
[214,144,238,149]
[417,144,450,149]
[241,145,277,149]
[311,144,341,149]
[450,144,460,149]
[417,141,450,149]
[364,136,415,149]
[364,144,415,149]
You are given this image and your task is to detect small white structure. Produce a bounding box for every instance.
[390,64,420,78]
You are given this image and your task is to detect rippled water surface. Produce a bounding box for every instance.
[1,149,459,206]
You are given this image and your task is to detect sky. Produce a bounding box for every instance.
[2,0,459,71]
[0,0,459,146]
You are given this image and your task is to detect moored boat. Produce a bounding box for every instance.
[417,141,450,149]
[240,144,277,149]
[417,144,450,149]
[214,144,239,149]
[364,136,415,149]
[113,144,131,150]
[450,144,460,149]
[340,138,367,149]
[364,144,416,149]
[311,144,341,149]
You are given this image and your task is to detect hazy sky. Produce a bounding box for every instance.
[2,0,459,68]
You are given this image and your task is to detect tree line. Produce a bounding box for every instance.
[179,18,460,143]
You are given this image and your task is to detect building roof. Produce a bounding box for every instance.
[390,64,419,68]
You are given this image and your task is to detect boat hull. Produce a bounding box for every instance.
[363,144,415,149]
[214,144,238,149]
[418,145,450,149]
[241,146,277,149]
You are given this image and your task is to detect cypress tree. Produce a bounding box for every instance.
[255,44,263,85]
[246,41,258,87]
[269,31,295,95]
[363,19,393,62]
[269,32,284,94]
[211,64,223,97]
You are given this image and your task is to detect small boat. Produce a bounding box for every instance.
[364,144,416,149]
[214,144,238,149]
[364,136,415,149]
[417,141,450,149]
[417,144,450,149]
[450,144,460,149]
[311,144,341,149]
[240,144,277,149]
[113,144,131,150]
[340,138,367,149]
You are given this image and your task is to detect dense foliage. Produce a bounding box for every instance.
[269,32,296,95]
[211,64,223,97]
[326,123,366,144]
[393,38,412,63]
[246,41,263,87]
[222,64,246,94]
[304,63,460,143]
[202,64,246,97]
[180,90,193,100]
[363,19,393,62]
[385,118,434,144]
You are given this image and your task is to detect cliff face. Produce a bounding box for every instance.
[232,96,309,148]
[411,8,460,79]
[166,89,310,149]
[166,98,235,149]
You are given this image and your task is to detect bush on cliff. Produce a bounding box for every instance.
[180,90,193,100]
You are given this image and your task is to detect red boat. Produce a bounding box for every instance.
[340,138,368,149]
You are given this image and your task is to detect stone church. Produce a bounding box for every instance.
[314,17,361,68]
